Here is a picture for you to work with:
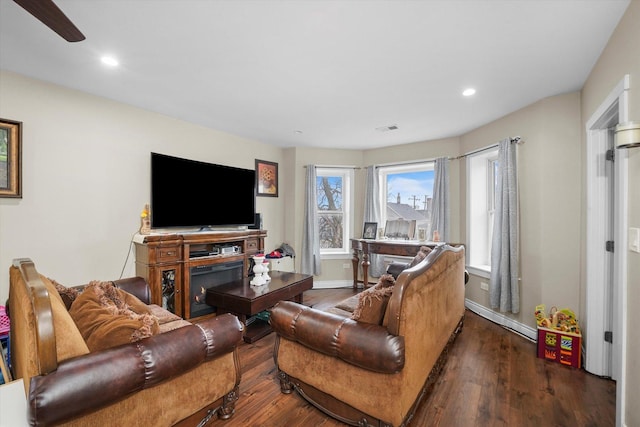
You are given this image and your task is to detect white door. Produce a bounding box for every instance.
[585,127,615,378]
[585,75,629,427]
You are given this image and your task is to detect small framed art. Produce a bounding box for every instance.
[255,159,278,197]
[363,222,377,239]
[0,118,22,198]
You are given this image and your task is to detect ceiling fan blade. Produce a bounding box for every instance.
[13,0,85,42]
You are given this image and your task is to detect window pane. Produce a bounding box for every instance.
[488,159,499,212]
[319,213,344,248]
[317,176,343,211]
[315,169,350,255]
[384,169,434,233]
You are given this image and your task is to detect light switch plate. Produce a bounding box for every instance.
[630,227,640,253]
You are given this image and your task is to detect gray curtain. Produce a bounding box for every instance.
[429,157,450,241]
[490,138,519,313]
[363,165,385,277]
[301,165,322,275]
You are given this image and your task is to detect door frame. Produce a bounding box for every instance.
[585,74,628,426]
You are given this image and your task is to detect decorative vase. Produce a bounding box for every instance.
[140,204,151,235]
[262,259,271,281]
[250,256,267,286]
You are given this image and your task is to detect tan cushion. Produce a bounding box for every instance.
[351,274,395,325]
[38,275,91,361]
[69,281,160,352]
[148,304,182,324]
[334,294,359,313]
[159,319,192,333]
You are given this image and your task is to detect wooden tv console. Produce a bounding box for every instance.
[134,229,267,320]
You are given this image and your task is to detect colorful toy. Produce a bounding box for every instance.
[534,305,580,335]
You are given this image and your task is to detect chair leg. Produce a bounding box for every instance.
[217,386,239,420]
[278,370,293,394]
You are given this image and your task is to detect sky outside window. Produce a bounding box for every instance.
[387,170,434,208]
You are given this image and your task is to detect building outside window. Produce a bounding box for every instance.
[466,148,499,277]
[378,162,434,237]
[316,167,353,257]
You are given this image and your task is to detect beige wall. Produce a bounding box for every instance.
[460,92,583,326]
[0,71,286,302]
[581,1,639,425]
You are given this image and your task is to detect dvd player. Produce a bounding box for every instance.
[190,250,211,258]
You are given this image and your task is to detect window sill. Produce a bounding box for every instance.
[466,265,491,279]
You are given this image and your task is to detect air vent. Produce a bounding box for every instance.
[376,124,399,132]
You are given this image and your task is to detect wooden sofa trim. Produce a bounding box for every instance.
[270,302,405,373]
[12,258,58,374]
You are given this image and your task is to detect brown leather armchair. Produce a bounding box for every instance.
[8,258,244,427]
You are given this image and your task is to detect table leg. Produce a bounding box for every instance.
[361,253,369,288]
[352,248,360,289]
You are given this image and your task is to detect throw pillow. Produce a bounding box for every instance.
[69,280,159,352]
[50,278,79,310]
[408,245,433,268]
[351,274,395,325]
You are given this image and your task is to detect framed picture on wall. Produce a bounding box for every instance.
[255,159,278,197]
[0,118,22,198]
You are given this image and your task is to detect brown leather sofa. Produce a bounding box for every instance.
[8,258,244,427]
[269,244,466,427]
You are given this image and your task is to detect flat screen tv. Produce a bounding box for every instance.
[150,152,256,229]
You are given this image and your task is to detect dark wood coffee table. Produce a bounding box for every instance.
[205,271,313,343]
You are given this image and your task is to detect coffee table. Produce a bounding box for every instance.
[205,271,313,343]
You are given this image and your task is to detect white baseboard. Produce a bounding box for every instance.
[313,279,358,289]
[465,299,537,342]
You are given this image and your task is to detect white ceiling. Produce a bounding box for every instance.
[0,0,630,150]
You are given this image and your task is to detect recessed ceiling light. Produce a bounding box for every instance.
[462,88,476,97]
[100,56,119,67]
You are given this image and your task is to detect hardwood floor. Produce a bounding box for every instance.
[206,288,615,427]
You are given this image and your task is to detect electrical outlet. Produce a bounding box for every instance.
[480,281,489,291]
[343,263,351,269]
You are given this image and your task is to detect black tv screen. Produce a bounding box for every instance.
[150,152,256,229]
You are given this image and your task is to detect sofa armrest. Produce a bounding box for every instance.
[27,313,243,426]
[112,277,151,304]
[70,277,151,305]
[269,301,404,374]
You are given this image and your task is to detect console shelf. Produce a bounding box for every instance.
[134,229,267,319]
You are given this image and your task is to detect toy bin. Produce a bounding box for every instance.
[537,327,581,369]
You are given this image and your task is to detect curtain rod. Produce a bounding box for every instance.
[450,136,523,160]
[303,165,361,169]
[373,157,439,168]
[304,136,523,168]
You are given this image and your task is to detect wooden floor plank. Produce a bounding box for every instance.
[206,288,615,427]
